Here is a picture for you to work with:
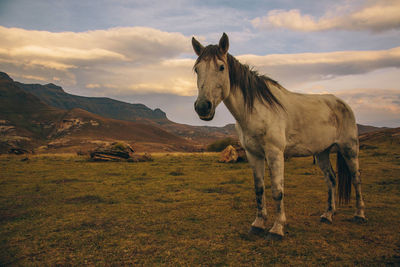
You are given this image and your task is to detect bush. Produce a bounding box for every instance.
[207,138,238,152]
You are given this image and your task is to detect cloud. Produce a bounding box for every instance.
[252,0,400,32]
[1,25,399,127]
[0,25,193,90]
[335,89,400,126]
[238,46,400,86]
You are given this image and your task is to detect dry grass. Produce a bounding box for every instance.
[0,145,399,265]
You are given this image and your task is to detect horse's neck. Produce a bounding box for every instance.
[224,89,246,124]
[223,84,287,128]
[223,86,253,126]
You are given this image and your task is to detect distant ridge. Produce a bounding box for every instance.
[357,124,389,135]
[16,79,168,122]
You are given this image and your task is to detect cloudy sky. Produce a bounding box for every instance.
[0,0,399,127]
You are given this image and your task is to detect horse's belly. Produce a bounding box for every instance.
[284,144,314,157]
[285,135,336,157]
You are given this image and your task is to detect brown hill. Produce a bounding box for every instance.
[0,73,196,153]
[357,124,389,135]
[46,108,196,153]
[359,127,400,145]
[9,72,236,143]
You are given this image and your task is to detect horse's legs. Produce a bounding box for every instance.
[265,147,286,238]
[246,151,268,234]
[338,143,367,222]
[316,149,336,224]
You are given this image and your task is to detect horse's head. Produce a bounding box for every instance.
[192,33,230,121]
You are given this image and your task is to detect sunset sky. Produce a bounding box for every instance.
[0,0,399,127]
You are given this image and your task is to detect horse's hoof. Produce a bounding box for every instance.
[320,216,333,224]
[353,216,368,223]
[248,226,265,236]
[266,232,283,241]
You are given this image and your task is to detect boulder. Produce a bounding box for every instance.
[90,142,135,162]
[218,144,247,163]
[90,142,153,162]
[219,145,238,163]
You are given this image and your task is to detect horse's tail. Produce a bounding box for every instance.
[337,151,352,205]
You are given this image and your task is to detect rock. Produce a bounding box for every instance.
[90,142,135,162]
[90,142,152,162]
[219,144,247,163]
[219,145,239,163]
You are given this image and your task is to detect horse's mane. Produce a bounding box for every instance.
[195,45,283,111]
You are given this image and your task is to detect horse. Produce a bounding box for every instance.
[191,33,367,239]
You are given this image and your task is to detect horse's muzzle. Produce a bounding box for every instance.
[194,99,214,121]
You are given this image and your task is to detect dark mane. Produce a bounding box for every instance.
[195,45,283,111]
[227,54,283,111]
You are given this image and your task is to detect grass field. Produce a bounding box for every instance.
[1,145,399,265]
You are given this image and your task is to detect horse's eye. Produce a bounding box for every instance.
[219,65,225,71]
[194,67,198,73]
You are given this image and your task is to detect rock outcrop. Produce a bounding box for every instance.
[90,142,135,161]
[90,142,153,162]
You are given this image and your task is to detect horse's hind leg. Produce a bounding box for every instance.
[246,151,268,235]
[338,143,367,222]
[316,149,336,224]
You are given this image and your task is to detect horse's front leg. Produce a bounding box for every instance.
[246,151,267,235]
[266,147,286,238]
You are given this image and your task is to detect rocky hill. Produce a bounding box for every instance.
[0,72,196,153]
[10,72,236,143]
[17,80,168,122]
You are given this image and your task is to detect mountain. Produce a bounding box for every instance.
[0,72,65,152]
[16,81,168,122]
[11,73,236,143]
[0,73,196,153]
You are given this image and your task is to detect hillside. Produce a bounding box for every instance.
[46,108,196,153]
[359,127,400,145]
[16,80,168,122]
[0,72,66,152]
[357,124,389,135]
[0,73,196,153]
[10,73,236,143]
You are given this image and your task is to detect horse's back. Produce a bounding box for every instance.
[284,92,357,155]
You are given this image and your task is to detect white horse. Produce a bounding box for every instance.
[192,33,367,239]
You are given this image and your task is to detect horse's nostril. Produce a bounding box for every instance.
[195,100,212,116]
[205,100,212,111]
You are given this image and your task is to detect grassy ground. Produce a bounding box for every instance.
[0,146,399,265]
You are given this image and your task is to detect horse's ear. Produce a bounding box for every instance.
[192,37,204,56]
[219,32,229,55]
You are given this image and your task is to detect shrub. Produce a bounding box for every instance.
[207,138,238,152]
